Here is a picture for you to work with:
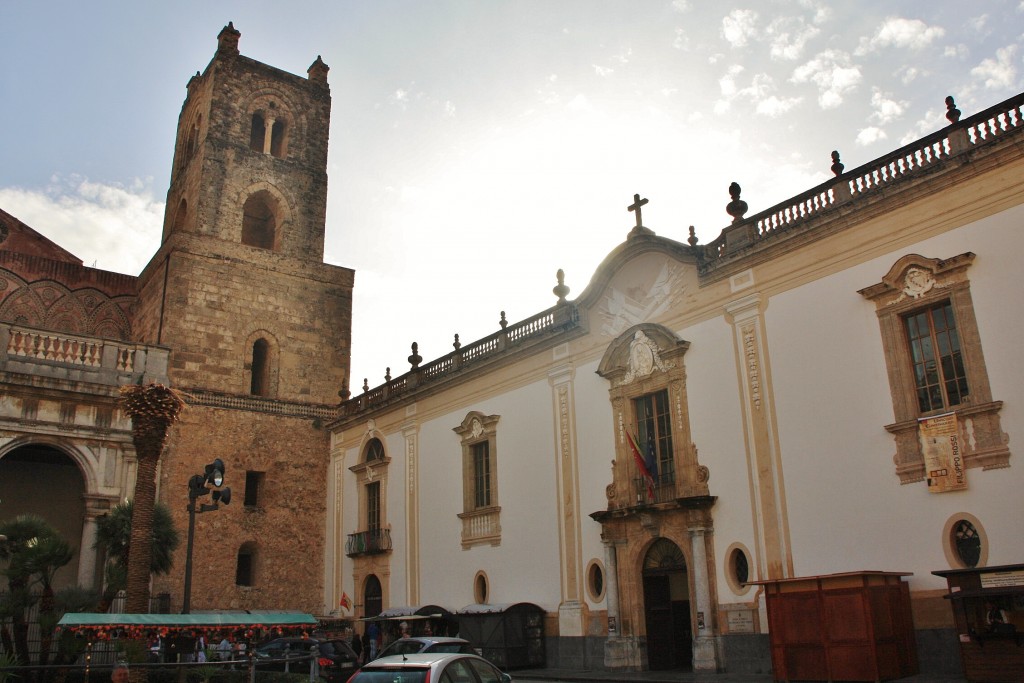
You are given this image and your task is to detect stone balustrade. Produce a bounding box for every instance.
[0,322,169,387]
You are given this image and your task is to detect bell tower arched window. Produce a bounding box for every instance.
[242,192,277,250]
[249,113,266,152]
[251,338,270,396]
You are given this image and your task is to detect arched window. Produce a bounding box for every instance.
[364,438,385,462]
[236,542,257,586]
[242,193,276,250]
[270,120,287,158]
[251,338,270,396]
[249,113,266,152]
[171,198,188,234]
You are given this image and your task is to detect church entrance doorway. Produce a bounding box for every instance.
[642,538,692,670]
[0,443,86,590]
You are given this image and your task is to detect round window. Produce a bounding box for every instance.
[586,560,605,602]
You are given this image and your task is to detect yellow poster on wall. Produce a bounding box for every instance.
[919,412,967,493]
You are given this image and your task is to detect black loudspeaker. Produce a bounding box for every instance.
[213,487,232,505]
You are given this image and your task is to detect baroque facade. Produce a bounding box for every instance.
[326,94,1023,676]
[1,23,1022,678]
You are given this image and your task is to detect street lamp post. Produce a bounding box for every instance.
[182,458,231,614]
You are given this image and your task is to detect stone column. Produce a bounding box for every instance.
[77,498,108,590]
[603,539,620,635]
[263,116,275,154]
[689,526,718,671]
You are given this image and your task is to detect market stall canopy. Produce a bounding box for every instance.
[57,611,318,638]
[360,605,452,621]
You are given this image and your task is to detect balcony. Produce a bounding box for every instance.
[345,528,392,557]
[632,473,678,505]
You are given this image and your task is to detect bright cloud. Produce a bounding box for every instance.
[766,16,820,61]
[722,9,758,48]
[671,0,691,12]
[0,176,163,275]
[673,27,689,51]
[757,95,803,117]
[593,64,614,77]
[716,66,801,116]
[856,127,887,146]
[869,88,908,125]
[791,50,862,109]
[971,45,1018,89]
[855,17,946,54]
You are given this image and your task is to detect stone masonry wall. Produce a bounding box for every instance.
[151,405,330,614]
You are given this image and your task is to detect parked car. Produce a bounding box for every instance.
[346,653,511,683]
[373,636,477,661]
[254,636,360,682]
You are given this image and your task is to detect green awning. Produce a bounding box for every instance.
[58,611,317,629]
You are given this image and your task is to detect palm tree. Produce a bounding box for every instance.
[0,515,74,666]
[118,383,185,614]
[93,500,180,612]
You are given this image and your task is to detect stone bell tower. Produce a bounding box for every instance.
[134,24,352,613]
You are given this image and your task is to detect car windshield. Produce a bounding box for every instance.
[355,669,428,683]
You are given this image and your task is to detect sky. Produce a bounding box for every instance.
[2,1,1022,394]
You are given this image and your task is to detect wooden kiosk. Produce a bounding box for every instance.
[933,563,1024,683]
[753,571,917,682]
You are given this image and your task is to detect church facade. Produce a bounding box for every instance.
[1,24,1022,677]
[326,94,1024,675]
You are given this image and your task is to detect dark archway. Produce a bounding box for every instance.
[363,574,383,618]
[642,538,692,670]
[0,444,87,590]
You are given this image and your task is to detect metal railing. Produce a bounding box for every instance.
[345,528,392,556]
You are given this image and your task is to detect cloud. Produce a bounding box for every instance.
[791,50,862,109]
[856,127,887,146]
[0,176,163,275]
[898,66,923,83]
[869,88,908,125]
[971,45,1018,89]
[855,17,946,55]
[671,0,691,12]
[944,44,969,60]
[722,9,758,48]
[673,27,689,51]
[592,64,614,77]
[716,66,801,116]
[765,16,821,61]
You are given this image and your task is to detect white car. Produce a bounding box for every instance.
[346,652,512,683]
[374,636,477,660]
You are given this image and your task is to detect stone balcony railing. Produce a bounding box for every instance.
[458,506,501,548]
[701,91,1024,272]
[341,303,581,417]
[0,322,169,387]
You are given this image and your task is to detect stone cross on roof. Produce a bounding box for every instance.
[628,194,649,228]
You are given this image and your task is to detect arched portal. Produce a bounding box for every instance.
[363,574,383,618]
[642,538,692,670]
[0,444,88,590]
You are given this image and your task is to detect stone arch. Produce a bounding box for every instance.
[90,300,133,341]
[172,197,189,234]
[238,182,292,250]
[0,286,47,327]
[44,290,90,334]
[0,437,104,591]
[244,90,297,159]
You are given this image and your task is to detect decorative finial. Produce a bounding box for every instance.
[499,311,507,330]
[830,150,844,176]
[362,378,369,393]
[385,367,391,382]
[687,226,698,247]
[217,22,241,55]
[338,377,351,402]
[308,55,330,84]
[726,182,748,223]
[945,95,961,124]
[553,269,570,303]
[408,342,422,369]
[453,334,461,351]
